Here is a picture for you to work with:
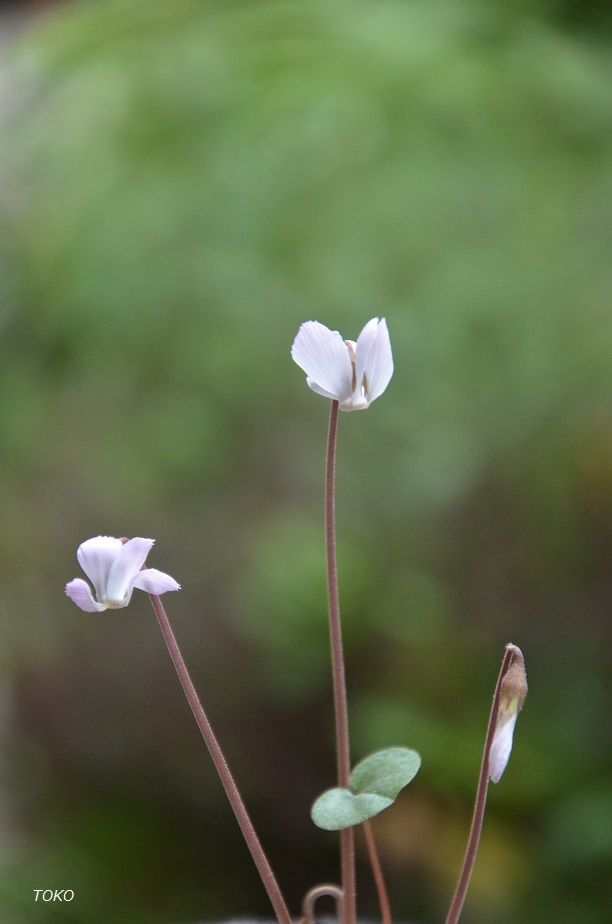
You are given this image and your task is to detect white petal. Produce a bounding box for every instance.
[489,713,517,783]
[356,317,393,404]
[105,537,154,605]
[306,377,339,400]
[132,568,181,595]
[354,318,380,387]
[77,536,123,600]
[65,578,107,612]
[291,321,354,402]
[339,392,370,412]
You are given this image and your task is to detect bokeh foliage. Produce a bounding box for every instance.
[1,1,611,922]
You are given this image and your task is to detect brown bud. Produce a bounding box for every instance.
[499,645,528,716]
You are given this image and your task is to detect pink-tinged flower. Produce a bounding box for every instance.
[489,654,528,783]
[65,536,180,612]
[291,317,393,411]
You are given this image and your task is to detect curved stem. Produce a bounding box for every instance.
[362,821,392,924]
[444,644,520,924]
[325,400,356,924]
[301,883,344,924]
[148,593,292,924]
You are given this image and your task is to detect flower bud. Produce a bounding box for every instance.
[489,647,527,784]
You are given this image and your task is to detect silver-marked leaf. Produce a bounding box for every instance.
[350,747,421,801]
[311,787,392,831]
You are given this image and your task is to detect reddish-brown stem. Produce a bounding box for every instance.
[148,593,292,924]
[362,821,392,924]
[300,882,344,924]
[444,643,521,924]
[325,400,356,924]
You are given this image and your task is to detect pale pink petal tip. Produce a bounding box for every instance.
[65,578,107,612]
[132,568,181,595]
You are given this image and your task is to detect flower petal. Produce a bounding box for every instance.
[132,568,181,595]
[291,321,353,402]
[65,578,107,612]
[77,536,123,600]
[356,317,393,404]
[306,377,339,400]
[105,537,154,604]
[354,318,379,386]
[489,713,517,783]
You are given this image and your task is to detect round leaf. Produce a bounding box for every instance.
[350,747,421,801]
[311,787,393,831]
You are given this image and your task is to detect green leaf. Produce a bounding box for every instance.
[350,747,421,800]
[311,747,421,830]
[311,788,392,831]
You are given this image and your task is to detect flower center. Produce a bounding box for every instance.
[102,594,130,609]
[344,339,357,392]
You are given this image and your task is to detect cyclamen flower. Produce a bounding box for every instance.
[489,655,528,783]
[65,536,180,612]
[291,317,393,411]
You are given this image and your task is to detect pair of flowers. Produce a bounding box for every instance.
[66,317,393,612]
[64,316,521,784]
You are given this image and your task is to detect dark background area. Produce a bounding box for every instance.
[0,1,610,922]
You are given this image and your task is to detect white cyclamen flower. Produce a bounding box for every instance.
[291,317,393,411]
[65,536,180,612]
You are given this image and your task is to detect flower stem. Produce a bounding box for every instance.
[147,593,292,924]
[362,821,392,924]
[444,643,520,924]
[324,399,356,924]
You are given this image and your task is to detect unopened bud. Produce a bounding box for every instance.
[489,645,527,784]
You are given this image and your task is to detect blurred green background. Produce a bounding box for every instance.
[0,0,611,922]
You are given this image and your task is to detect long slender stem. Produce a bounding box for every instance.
[362,821,392,924]
[148,593,292,924]
[324,399,356,924]
[444,644,518,924]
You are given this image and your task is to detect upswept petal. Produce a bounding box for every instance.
[357,317,393,403]
[105,537,154,604]
[354,317,380,389]
[489,713,517,783]
[77,536,123,600]
[132,568,181,595]
[65,578,107,612]
[291,321,353,402]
